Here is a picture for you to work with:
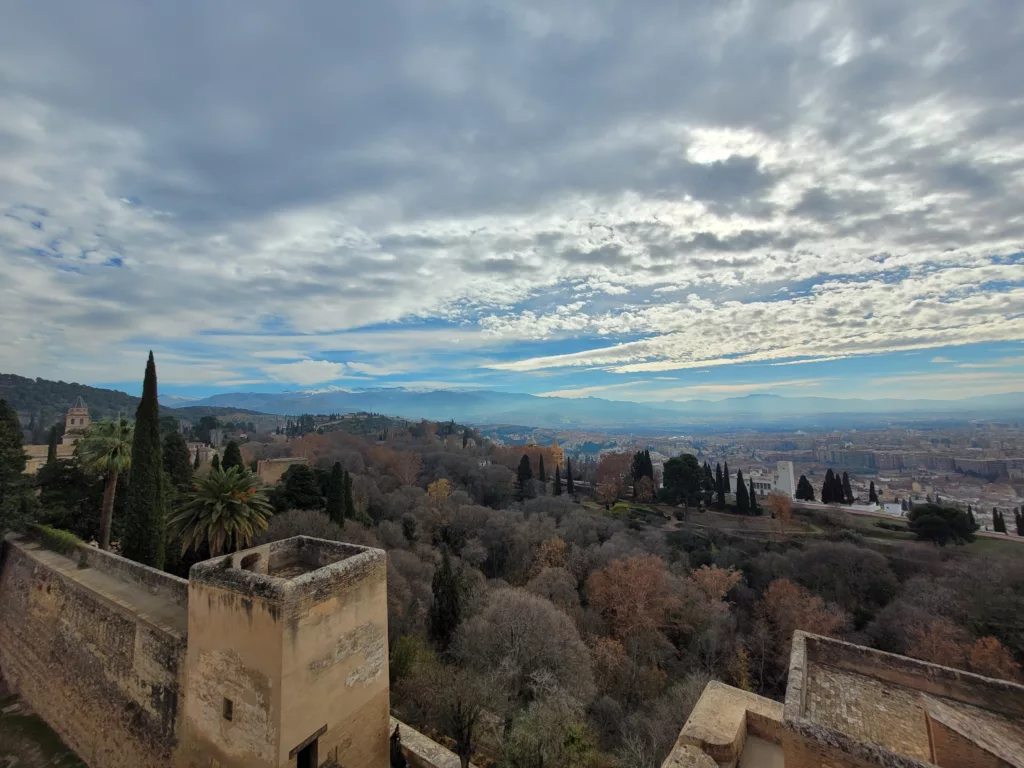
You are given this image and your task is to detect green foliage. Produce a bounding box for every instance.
[662,453,702,506]
[210,453,221,471]
[221,440,244,472]
[749,477,760,515]
[796,474,815,501]
[326,462,345,524]
[908,503,978,546]
[566,457,575,495]
[868,481,878,504]
[429,550,464,654]
[162,432,194,491]
[390,634,435,687]
[842,471,854,504]
[0,398,36,535]
[75,416,134,549]
[553,465,562,495]
[46,425,58,465]
[0,373,143,429]
[270,463,323,512]
[121,352,166,568]
[538,454,546,485]
[735,469,749,514]
[36,457,127,542]
[344,470,356,521]
[715,463,725,508]
[26,523,83,556]
[169,466,274,555]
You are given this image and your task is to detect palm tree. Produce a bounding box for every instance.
[169,466,273,556]
[76,417,134,550]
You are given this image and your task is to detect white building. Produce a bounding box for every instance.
[730,461,797,499]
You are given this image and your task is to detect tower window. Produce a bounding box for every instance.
[223,698,233,721]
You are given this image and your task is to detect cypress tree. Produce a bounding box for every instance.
[429,549,462,654]
[723,462,731,494]
[749,477,760,515]
[516,454,532,499]
[343,470,355,521]
[868,481,878,504]
[162,432,193,492]
[566,458,575,495]
[1015,509,1023,536]
[822,469,835,504]
[193,450,201,470]
[715,463,725,508]
[735,469,748,514]
[122,352,166,568]
[553,465,562,495]
[210,453,221,471]
[222,440,244,472]
[796,475,815,501]
[1,399,35,535]
[968,507,976,526]
[46,425,58,465]
[538,455,546,485]
[326,462,345,524]
[842,471,854,504]
[992,508,1002,532]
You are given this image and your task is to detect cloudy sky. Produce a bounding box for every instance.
[2,0,1023,402]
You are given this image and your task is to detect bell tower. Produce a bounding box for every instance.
[62,397,90,445]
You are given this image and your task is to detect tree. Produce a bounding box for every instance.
[993,508,1005,533]
[343,470,356,521]
[735,470,749,514]
[795,475,815,502]
[36,456,124,542]
[76,417,134,550]
[868,481,878,504]
[821,469,835,504]
[1015,508,1023,536]
[46,425,58,465]
[210,453,221,471]
[517,454,533,500]
[272,463,323,511]
[767,491,792,535]
[428,478,452,508]
[169,466,273,556]
[662,454,702,507]
[430,549,464,654]
[553,465,562,496]
[715,463,725,509]
[842,472,854,504]
[193,450,201,470]
[222,440,244,472]
[566,458,575,495]
[723,462,731,494]
[162,432,193,492]
[588,555,680,640]
[749,477,760,515]
[403,663,492,768]
[538,455,547,487]
[0,399,37,535]
[122,353,166,568]
[326,462,345,524]
[908,504,978,546]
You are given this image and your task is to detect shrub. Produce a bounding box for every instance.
[26,523,83,556]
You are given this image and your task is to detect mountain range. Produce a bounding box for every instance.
[162,387,1024,430]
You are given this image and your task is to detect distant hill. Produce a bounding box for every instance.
[169,386,1024,430]
[0,373,268,439]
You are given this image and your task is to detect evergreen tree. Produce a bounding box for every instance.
[1015,508,1023,536]
[429,549,463,654]
[992,508,1003,533]
[343,470,356,521]
[735,469,749,514]
[723,462,731,494]
[0,399,36,535]
[749,477,760,515]
[715,463,725,508]
[46,425,58,465]
[193,450,201,470]
[842,471,854,504]
[538,455,547,485]
[566,458,575,495]
[553,465,562,496]
[822,469,835,504]
[121,352,166,569]
[462,429,469,449]
[222,440,244,472]
[868,481,878,504]
[968,506,976,526]
[795,474,815,501]
[210,453,221,471]
[162,432,193,492]
[326,462,345,524]
[516,454,532,499]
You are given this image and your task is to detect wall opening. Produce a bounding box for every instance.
[239,553,261,573]
[222,698,233,721]
[296,739,318,768]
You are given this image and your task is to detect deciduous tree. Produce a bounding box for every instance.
[767,491,792,535]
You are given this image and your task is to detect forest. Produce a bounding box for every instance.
[21,415,1024,768]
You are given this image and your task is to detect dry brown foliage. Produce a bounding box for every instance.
[587,555,681,639]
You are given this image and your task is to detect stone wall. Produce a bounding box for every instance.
[925,716,1007,768]
[0,536,186,768]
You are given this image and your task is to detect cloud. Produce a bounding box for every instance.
[955,355,1024,369]
[0,0,1022,390]
[930,356,954,363]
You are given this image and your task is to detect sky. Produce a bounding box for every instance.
[1,0,1023,403]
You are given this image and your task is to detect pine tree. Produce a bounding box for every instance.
[723,462,731,494]
[868,481,878,504]
[122,352,166,568]
[553,465,562,496]
[162,432,193,492]
[749,477,760,515]
[46,425,58,465]
[326,462,345,524]
[210,454,221,471]
[222,440,244,472]
[566,458,575,495]
[538,455,547,485]
[842,472,854,504]
[796,475,815,502]
[735,469,749,514]
[715,463,725,508]
[429,549,462,654]
[343,470,355,521]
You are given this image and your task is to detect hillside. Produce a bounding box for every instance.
[0,373,267,438]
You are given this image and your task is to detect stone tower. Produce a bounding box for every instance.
[178,537,389,768]
[62,396,90,445]
[551,437,565,469]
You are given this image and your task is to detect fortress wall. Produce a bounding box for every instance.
[0,537,185,768]
[77,542,189,609]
